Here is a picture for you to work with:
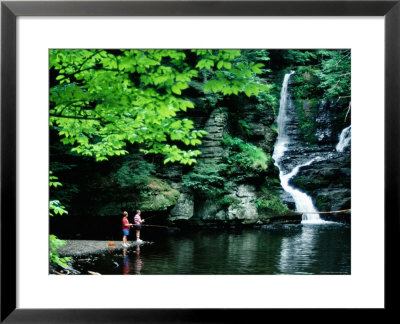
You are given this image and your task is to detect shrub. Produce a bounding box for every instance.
[182,163,228,198]
[221,135,272,172]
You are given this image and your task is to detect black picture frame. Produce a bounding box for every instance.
[1,0,398,322]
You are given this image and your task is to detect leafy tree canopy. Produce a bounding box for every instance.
[286,49,351,102]
[315,49,351,101]
[50,49,270,164]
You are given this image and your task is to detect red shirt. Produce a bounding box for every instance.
[122,217,130,230]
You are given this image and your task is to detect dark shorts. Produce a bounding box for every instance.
[135,225,142,230]
[122,229,130,236]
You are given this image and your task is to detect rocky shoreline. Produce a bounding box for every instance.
[56,240,146,257]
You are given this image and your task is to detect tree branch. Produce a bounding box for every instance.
[344,102,351,122]
[332,73,351,91]
[49,114,100,121]
[334,51,351,66]
[335,95,351,105]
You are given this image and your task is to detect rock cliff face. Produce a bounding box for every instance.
[167,98,301,226]
[168,108,230,225]
[280,77,351,222]
[51,86,301,228]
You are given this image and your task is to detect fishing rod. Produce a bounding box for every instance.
[141,224,168,228]
[129,210,157,222]
[129,216,168,228]
[129,224,168,229]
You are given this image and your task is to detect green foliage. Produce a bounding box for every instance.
[49,234,71,269]
[255,187,291,216]
[200,50,276,109]
[182,163,228,198]
[50,49,272,164]
[49,200,68,216]
[110,154,156,188]
[291,175,306,189]
[290,66,320,144]
[139,177,180,211]
[49,171,62,187]
[269,124,278,134]
[182,164,241,211]
[218,195,240,209]
[49,172,70,268]
[49,172,69,216]
[287,50,350,102]
[315,49,351,100]
[237,120,252,137]
[315,195,332,211]
[295,100,319,144]
[221,135,271,172]
[291,66,321,98]
[286,50,351,144]
[284,50,318,66]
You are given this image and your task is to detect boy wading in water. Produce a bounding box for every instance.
[134,210,145,243]
[122,211,133,247]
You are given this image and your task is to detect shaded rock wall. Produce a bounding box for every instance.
[167,97,302,226]
[281,77,351,222]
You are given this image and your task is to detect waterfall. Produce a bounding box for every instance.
[272,72,324,223]
[336,125,351,152]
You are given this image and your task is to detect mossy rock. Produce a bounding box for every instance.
[315,195,332,211]
[139,177,180,211]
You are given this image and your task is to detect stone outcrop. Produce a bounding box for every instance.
[279,77,351,222]
[197,108,229,163]
[291,152,351,222]
[226,185,258,224]
[166,98,302,226]
[169,192,194,222]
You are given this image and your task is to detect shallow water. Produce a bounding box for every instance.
[71,223,350,275]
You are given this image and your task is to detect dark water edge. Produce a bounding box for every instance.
[61,223,350,275]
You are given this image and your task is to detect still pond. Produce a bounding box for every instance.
[70,223,350,275]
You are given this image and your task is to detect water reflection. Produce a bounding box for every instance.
[122,248,130,275]
[278,224,350,274]
[134,245,143,275]
[71,225,350,275]
[278,225,317,274]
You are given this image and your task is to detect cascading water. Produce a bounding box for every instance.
[272,72,324,223]
[336,125,351,152]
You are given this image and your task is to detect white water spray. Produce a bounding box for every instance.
[336,125,351,152]
[272,72,324,223]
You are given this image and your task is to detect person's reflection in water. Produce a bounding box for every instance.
[134,245,143,275]
[122,248,131,275]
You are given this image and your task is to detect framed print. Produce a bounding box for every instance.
[1,0,399,322]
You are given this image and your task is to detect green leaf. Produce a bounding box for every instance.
[171,85,181,95]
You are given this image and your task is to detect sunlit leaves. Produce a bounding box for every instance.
[202,58,269,98]
[50,49,202,163]
[222,135,271,171]
[251,63,264,74]
[49,234,71,268]
[49,171,62,188]
[49,200,69,216]
[196,59,215,70]
[50,49,274,164]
